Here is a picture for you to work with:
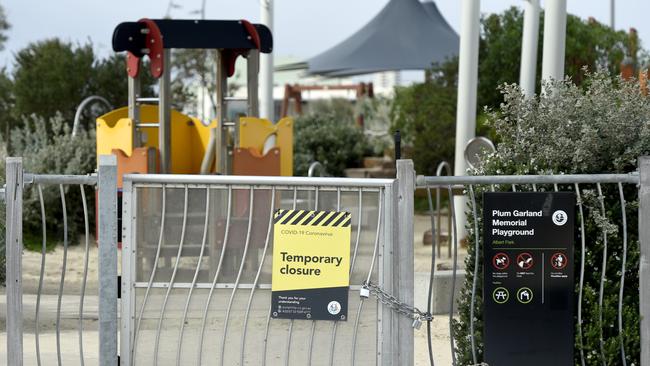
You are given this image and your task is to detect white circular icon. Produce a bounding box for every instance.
[327,301,341,315]
[552,210,568,226]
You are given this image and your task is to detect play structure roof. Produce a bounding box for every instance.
[277,0,458,77]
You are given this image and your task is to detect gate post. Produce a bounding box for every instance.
[6,157,23,366]
[98,155,118,366]
[639,156,650,366]
[396,159,415,366]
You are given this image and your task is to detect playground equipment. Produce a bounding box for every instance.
[97,18,292,183]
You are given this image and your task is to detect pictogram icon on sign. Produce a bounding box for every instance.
[493,287,509,304]
[492,253,510,270]
[516,287,533,304]
[551,252,568,270]
[516,252,534,270]
[552,210,568,226]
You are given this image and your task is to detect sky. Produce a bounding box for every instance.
[1,0,649,69]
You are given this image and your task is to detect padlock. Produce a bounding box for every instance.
[412,317,422,330]
[360,286,370,298]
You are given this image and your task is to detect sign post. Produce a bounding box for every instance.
[483,192,575,365]
[271,209,351,321]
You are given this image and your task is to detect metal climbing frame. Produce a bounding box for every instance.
[119,160,415,366]
[417,159,650,366]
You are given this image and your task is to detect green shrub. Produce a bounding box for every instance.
[9,114,96,249]
[294,101,367,177]
[454,72,649,365]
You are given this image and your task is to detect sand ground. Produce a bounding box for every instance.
[1,214,467,365]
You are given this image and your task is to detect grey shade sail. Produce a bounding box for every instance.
[276,0,458,77]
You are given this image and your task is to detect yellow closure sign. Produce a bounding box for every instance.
[271,209,351,321]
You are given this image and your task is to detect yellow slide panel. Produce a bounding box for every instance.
[97,105,216,174]
[239,117,293,176]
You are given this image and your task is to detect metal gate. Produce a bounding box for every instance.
[118,161,416,366]
[4,156,119,365]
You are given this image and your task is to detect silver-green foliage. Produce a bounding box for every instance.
[9,114,96,248]
[454,72,649,365]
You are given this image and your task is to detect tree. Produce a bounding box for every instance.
[453,73,647,365]
[478,7,638,109]
[393,7,646,173]
[0,3,10,51]
[12,40,95,123]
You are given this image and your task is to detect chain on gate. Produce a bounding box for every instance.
[361,280,489,366]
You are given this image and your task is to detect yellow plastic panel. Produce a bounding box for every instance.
[239,117,293,176]
[96,105,216,174]
[96,106,132,161]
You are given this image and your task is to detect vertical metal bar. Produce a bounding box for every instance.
[352,188,384,366]
[575,183,586,366]
[176,188,211,366]
[133,185,167,359]
[512,184,517,192]
[246,49,260,118]
[219,188,255,366]
[283,187,299,366]
[121,179,136,366]
[382,181,397,366]
[5,157,23,366]
[128,75,141,148]
[395,160,414,365]
[596,183,608,366]
[159,49,172,173]
[617,182,629,366]
[436,186,442,259]
[328,188,343,366]
[98,154,118,366]
[638,156,650,366]
[215,50,229,174]
[448,185,458,366]
[468,185,479,365]
[198,186,233,365]
[240,187,276,365]
[349,189,364,277]
[425,186,437,366]
[35,185,46,366]
[79,185,90,366]
[56,184,69,366]
[153,185,189,365]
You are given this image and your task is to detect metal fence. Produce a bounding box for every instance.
[4,156,118,366]
[118,163,414,366]
[7,155,649,366]
[4,157,415,365]
[416,159,650,366]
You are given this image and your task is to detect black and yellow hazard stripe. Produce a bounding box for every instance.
[273,209,351,227]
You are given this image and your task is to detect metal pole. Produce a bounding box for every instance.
[72,96,113,137]
[128,75,141,149]
[98,155,118,365]
[260,0,274,120]
[159,49,172,174]
[6,157,23,366]
[519,0,540,97]
[453,0,480,245]
[396,160,415,366]
[215,50,229,174]
[639,156,650,366]
[610,0,615,29]
[246,50,260,118]
[541,0,567,91]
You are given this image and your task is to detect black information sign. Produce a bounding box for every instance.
[483,192,575,366]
